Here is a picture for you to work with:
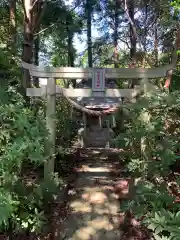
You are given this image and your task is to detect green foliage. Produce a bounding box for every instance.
[0,86,62,234]
[56,98,79,147]
[146,209,180,240]
[117,89,180,239]
[0,46,21,86]
[0,87,47,167]
[171,0,180,16]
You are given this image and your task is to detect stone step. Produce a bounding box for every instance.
[78,127,114,148]
[87,132,109,138]
[85,136,108,140]
[85,128,112,148]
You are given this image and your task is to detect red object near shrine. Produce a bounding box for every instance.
[96,71,100,88]
[164,79,170,89]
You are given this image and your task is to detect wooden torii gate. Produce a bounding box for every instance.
[22,62,174,177]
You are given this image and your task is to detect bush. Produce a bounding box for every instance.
[0,86,61,235]
[116,88,180,239]
[56,98,80,147]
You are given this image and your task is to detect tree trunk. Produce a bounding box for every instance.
[129,0,136,62]
[33,35,40,87]
[67,16,74,68]
[9,0,16,50]
[128,0,137,88]
[68,35,74,67]
[22,0,34,90]
[114,0,119,68]
[68,34,75,87]
[154,21,158,67]
[67,15,75,87]
[9,0,17,87]
[87,0,92,67]
[34,36,39,66]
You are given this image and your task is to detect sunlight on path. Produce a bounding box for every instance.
[59,155,123,240]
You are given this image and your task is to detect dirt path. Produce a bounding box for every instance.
[57,151,124,240]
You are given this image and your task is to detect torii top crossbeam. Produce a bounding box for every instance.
[22,62,174,79]
[22,61,177,115]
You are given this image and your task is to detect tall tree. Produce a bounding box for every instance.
[66,14,75,67]
[86,0,93,67]
[125,0,137,88]
[114,0,119,68]
[127,0,136,63]
[9,0,16,50]
[22,0,47,90]
[154,20,159,67]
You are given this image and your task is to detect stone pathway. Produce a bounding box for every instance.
[58,151,124,240]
